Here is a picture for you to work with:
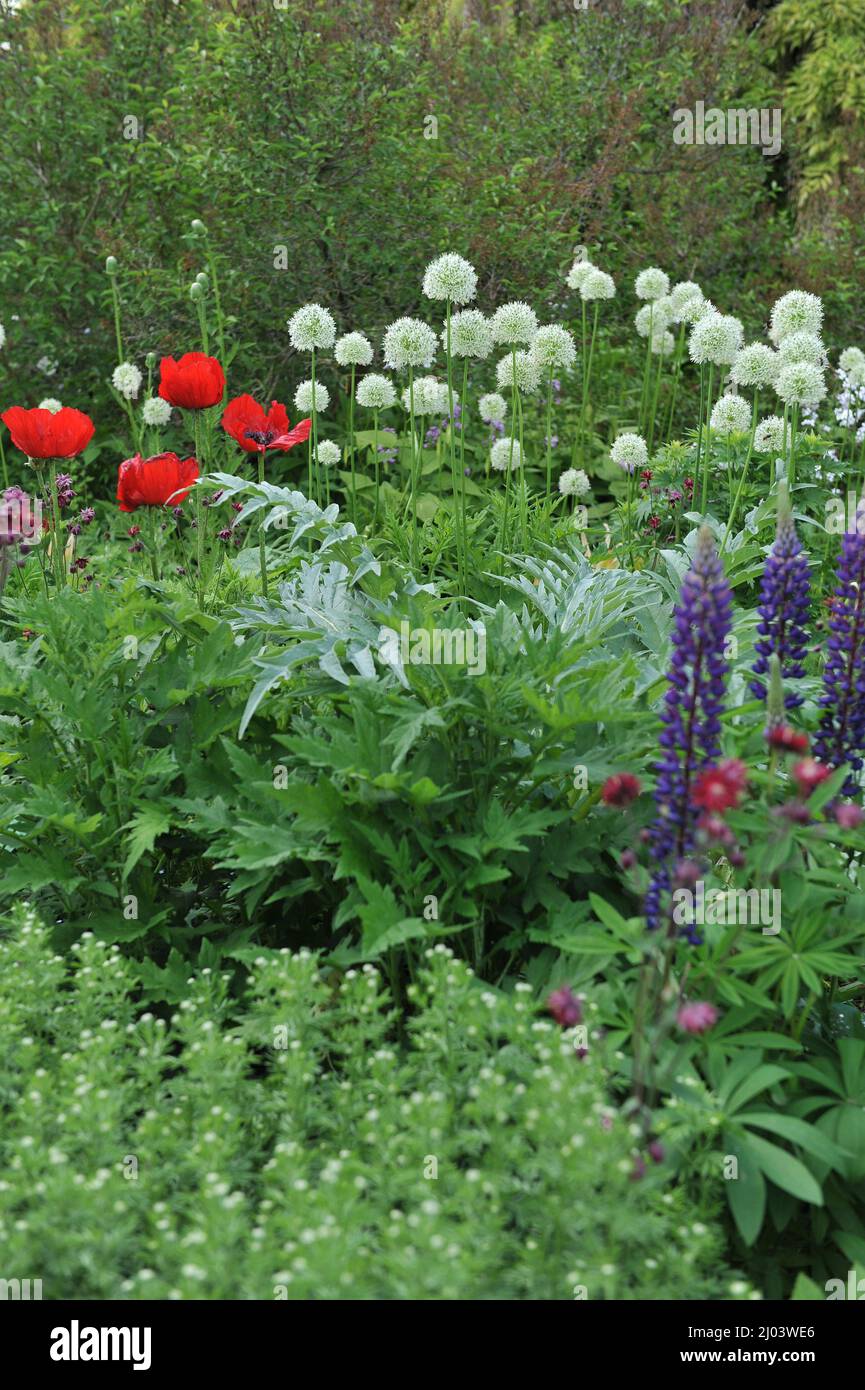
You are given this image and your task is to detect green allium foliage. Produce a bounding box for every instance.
[0,906,748,1301]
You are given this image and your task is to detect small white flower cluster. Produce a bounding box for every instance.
[490,437,522,471]
[295,380,330,413]
[634,266,670,302]
[142,396,172,428]
[688,312,744,367]
[423,252,478,305]
[710,394,751,437]
[753,415,786,454]
[565,257,616,302]
[495,350,540,394]
[334,332,373,367]
[445,309,492,359]
[288,303,337,352]
[112,361,142,400]
[731,343,779,389]
[558,467,591,498]
[490,301,538,347]
[383,316,438,371]
[316,440,341,467]
[610,432,648,473]
[356,373,397,410]
[530,323,577,372]
[478,391,507,424]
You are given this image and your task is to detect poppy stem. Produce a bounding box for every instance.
[258,450,268,599]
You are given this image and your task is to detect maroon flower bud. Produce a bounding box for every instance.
[601,773,642,808]
[547,986,582,1028]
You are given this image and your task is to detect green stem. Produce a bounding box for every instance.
[701,364,715,517]
[258,450,268,598]
[722,391,759,552]
[348,365,357,524]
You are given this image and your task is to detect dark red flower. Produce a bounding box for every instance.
[766,723,810,755]
[834,802,864,830]
[221,394,311,453]
[692,759,748,812]
[158,353,225,410]
[601,772,642,807]
[547,985,582,1028]
[792,757,831,798]
[116,453,199,512]
[1,405,95,460]
[677,1001,718,1035]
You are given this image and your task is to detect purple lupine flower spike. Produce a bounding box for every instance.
[645,527,733,939]
[749,488,810,708]
[813,530,865,797]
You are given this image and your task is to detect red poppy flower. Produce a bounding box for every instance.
[221,395,311,453]
[692,759,748,813]
[158,353,225,410]
[601,772,642,808]
[116,453,199,512]
[1,405,95,460]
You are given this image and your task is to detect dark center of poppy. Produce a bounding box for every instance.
[244,429,276,447]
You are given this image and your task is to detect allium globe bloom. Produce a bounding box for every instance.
[547,985,582,1028]
[37,398,62,414]
[753,415,786,454]
[356,373,397,410]
[401,377,453,416]
[839,347,865,375]
[287,303,337,352]
[601,773,642,807]
[158,353,225,410]
[334,332,373,367]
[445,309,493,359]
[558,467,590,498]
[490,301,538,347]
[112,362,142,401]
[731,343,779,389]
[677,1001,719,1035]
[814,531,865,795]
[688,312,744,367]
[495,350,541,394]
[634,267,670,301]
[749,501,811,708]
[116,452,199,512]
[490,437,522,472]
[679,295,715,326]
[422,252,477,305]
[692,760,748,812]
[478,391,507,424]
[581,269,616,302]
[835,802,865,830]
[221,395,311,453]
[766,723,809,754]
[769,290,823,346]
[670,280,703,318]
[645,528,732,937]
[1,405,95,460]
[566,259,596,292]
[142,397,173,428]
[530,324,577,372]
[635,299,673,338]
[382,317,438,371]
[316,440,341,468]
[792,757,831,798]
[710,394,752,436]
[778,331,826,367]
[294,380,330,414]
[775,361,826,408]
[651,331,676,357]
[610,432,648,474]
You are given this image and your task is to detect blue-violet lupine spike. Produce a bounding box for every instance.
[813,531,865,797]
[749,495,810,708]
[645,527,733,936]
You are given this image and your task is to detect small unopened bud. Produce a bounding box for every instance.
[189,282,203,302]
[195,272,209,288]
[145,351,157,369]
[191,219,207,235]
[105,256,118,275]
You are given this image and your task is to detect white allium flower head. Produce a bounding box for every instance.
[769,290,823,345]
[777,331,826,367]
[710,394,752,436]
[670,281,703,316]
[401,376,454,416]
[490,301,538,346]
[288,303,337,352]
[490,437,522,472]
[558,467,591,497]
[847,362,865,390]
[731,343,779,388]
[316,440,341,467]
[566,259,596,291]
[634,267,670,301]
[142,397,172,427]
[753,415,786,454]
[423,253,478,305]
[688,312,744,366]
[581,270,616,302]
[478,391,507,424]
[530,324,577,371]
[37,356,58,377]
[775,361,826,407]
[0,323,5,350]
[610,432,648,473]
[38,398,62,414]
[839,347,865,374]
[335,332,373,367]
[382,317,438,370]
[680,295,715,326]
[294,379,330,413]
[495,350,541,394]
[356,373,397,410]
[635,298,673,337]
[445,309,493,359]
[651,330,676,356]
[112,362,142,400]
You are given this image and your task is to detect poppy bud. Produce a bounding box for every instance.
[105,256,118,275]
[191,219,207,235]
[145,352,157,370]
[196,272,209,288]
[189,282,203,302]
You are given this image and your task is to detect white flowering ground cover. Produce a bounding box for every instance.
[1,238,865,1303]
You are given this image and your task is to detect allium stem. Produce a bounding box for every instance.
[665,323,686,438]
[310,348,320,506]
[545,366,554,514]
[722,391,759,551]
[372,409,380,530]
[348,364,357,525]
[700,365,716,516]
